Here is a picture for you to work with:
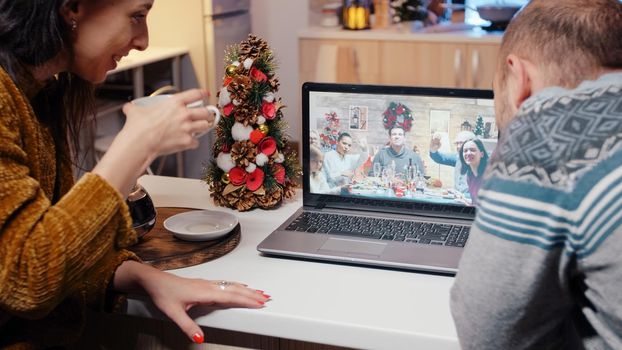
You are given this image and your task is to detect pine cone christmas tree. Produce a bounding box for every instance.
[239,35,270,61]
[233,104,258,126]
[204,34,301,212]
[230,140,257,167]
[228,76,251,102]
[257,186,283,209]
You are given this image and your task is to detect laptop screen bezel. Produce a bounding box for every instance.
[301,82,494,219]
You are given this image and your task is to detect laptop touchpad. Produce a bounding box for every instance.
[318,238,386,256]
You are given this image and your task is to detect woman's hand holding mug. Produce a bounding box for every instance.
[93,89,220,197]
[122,89,220,158]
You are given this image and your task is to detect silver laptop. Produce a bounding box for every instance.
[258,83,497,274]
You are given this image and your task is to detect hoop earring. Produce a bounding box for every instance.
[71,19,77,31]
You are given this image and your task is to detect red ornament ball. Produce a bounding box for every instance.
[250,129,266,144]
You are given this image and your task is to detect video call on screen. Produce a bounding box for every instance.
[308,91,497,207]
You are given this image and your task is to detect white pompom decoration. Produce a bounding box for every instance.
[216,152,235,172]
[255,153,269,166]
[245,163,257,173]
[232,61,240,67]
[263,92,275,103]
[231,122,253,141]
[257,116,266,125]
[243,58,254,70]
[218,87,231,107]
[274,152,285,163]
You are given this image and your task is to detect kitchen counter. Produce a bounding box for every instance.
[299,25,503,44]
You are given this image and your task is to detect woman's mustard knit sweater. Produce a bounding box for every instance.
[0,68,139,349]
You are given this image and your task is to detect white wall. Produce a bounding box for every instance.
[251,0,309,145]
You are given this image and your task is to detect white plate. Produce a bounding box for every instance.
[164,210,238,241]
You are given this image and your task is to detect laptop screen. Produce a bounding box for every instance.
[302,83,497,212]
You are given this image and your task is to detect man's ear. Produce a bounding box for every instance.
[505,54,534,111]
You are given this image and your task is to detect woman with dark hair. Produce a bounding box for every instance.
[0,1,268,347]
[459,138,489,206]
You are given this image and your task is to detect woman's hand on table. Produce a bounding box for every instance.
[114,261,270,344]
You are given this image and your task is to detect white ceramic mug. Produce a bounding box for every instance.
[132,94,220,138]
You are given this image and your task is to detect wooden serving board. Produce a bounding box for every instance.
[129,207,241,270]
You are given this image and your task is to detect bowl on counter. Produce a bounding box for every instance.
[476,4,522,31]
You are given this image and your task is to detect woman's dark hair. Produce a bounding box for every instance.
[0,0,96,167]
[459,138,489,178]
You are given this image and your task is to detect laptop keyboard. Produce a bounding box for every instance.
[285,212,470,247]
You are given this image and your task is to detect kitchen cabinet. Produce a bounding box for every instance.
[381,41,499,89]
[381,41,463,87]
[300,38,381,84]
[466,43,500,89]
[299,27,502,89]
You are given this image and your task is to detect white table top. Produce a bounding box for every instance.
[131,175,459,350]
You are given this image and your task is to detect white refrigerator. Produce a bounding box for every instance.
[204,0,252,99]
[181,0,252,178]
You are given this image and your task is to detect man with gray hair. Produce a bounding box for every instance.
[429,130,475,193]
[450,0,622,349]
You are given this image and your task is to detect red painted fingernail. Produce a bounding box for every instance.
[257,300,265,306]
[255,290,264,294]
[192,333,204,344]
[262,294,271,299]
